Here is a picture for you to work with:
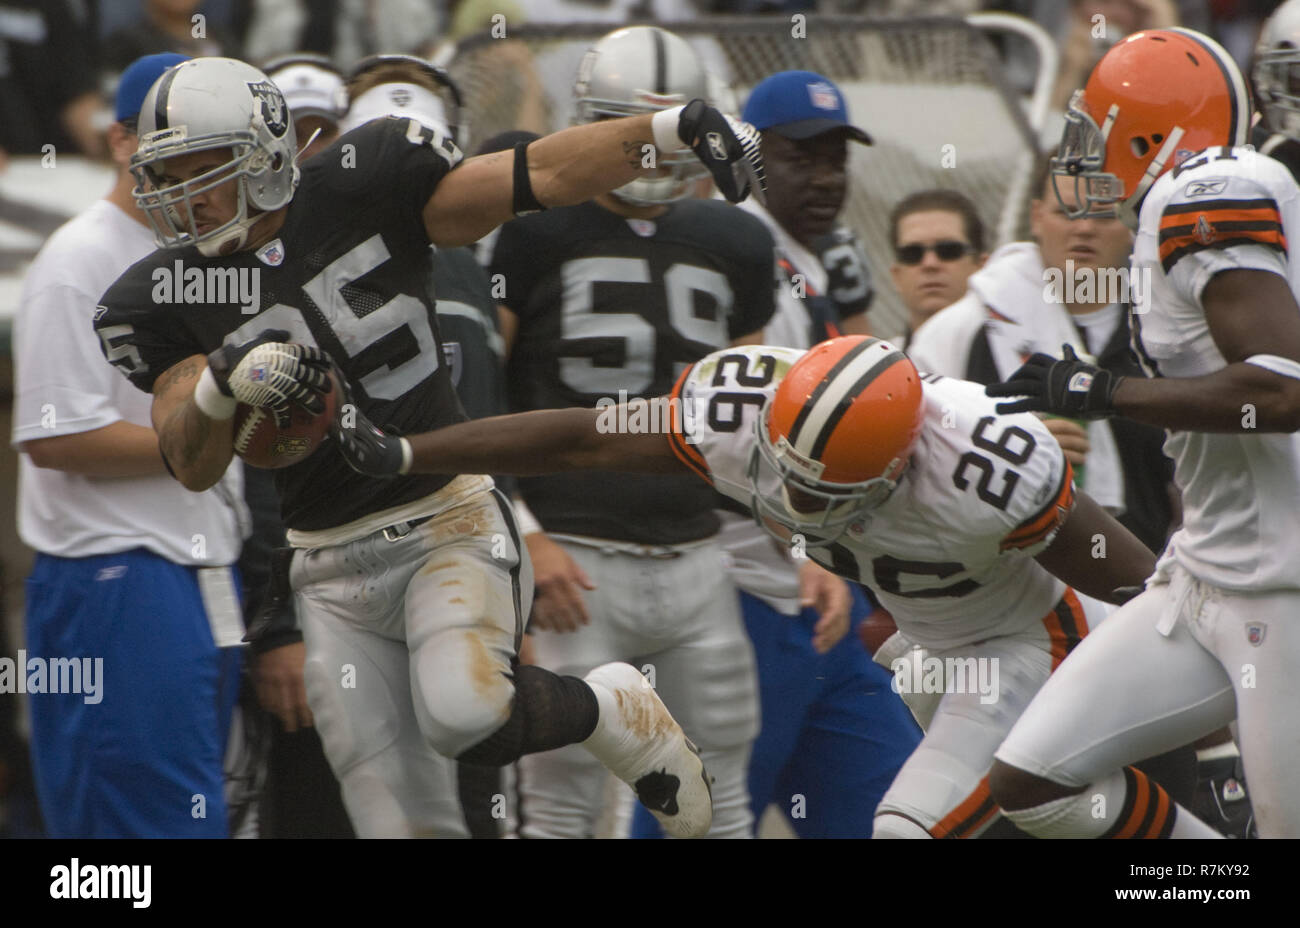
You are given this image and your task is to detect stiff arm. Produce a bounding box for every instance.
[403,399,690,477]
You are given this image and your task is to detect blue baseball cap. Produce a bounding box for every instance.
[115,52,191,123]
[742,70,872,145]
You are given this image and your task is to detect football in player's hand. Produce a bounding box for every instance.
[233,368,339,469]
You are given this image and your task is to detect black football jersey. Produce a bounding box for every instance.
[1252,123,1300,183]
[95,117,468,531]
[811,224,874,322]
[431,245,506,423]
[492,198,776,545]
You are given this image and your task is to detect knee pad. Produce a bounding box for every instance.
[412,628,515,757]
[873,812,934,839]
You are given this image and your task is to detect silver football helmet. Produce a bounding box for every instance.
[573,26,709,205]
[1255,0,1300,141]
[131,58,300,256]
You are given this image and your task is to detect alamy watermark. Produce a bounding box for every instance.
[891,652,1000,705]
[1042,260,1150,307]
[0,650,103,704]
[152,259,261,314]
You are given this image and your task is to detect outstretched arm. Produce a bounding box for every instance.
[334,396,691,478]
[423,102,764,247]
[989,269,1300,432]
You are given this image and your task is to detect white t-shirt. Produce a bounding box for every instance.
[1132,146,1300,591]
[12,199,246,564]
[671,345,1078,649]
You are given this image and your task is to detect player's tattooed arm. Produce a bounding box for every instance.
[151,355,236,491]
[423,114,659,247]
[1033,490,1156,605]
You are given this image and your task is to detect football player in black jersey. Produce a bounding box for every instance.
[93,55,765,839]
[488,26,775,838]
[1254,0,1300,182]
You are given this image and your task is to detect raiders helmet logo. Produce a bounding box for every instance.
[247,81,289,138]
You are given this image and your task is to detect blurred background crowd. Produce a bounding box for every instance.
[0,1,1282,164]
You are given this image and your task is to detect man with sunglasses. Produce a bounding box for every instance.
[887,189,987,347]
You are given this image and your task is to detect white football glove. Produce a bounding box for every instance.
[195,328,332,428]
[655,99,766,204]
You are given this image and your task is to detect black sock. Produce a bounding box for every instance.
[457,664,599,766]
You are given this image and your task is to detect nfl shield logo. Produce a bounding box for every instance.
[1246,623,1266,646]
[256,238,285,266]
[249,364,268,383]
[807,81,838,111]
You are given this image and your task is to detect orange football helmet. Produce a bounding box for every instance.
[748,336,924,545]
[1053,28,1250,226]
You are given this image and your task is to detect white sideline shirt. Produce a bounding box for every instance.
[12,199,246,564]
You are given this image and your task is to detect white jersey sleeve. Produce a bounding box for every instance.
[1153,146,1291,306]
[667,344,806,509]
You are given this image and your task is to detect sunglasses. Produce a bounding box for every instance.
[895,240,974,265]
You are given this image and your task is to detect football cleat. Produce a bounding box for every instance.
[581,662,713,838]
[1193,749,1257,839]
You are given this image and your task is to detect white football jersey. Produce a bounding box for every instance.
[669,345,1078,650]
[1131,146,1300,590]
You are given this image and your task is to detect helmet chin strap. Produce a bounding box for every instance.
[195,205,268,257]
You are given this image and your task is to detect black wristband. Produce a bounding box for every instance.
[512,141,546,216]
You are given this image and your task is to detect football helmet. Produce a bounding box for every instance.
[749,336,924,546]
[1051,28,1249,227]
[131,57,300,256]
[1255,0,1300,142]
[264,53,347,124]
[573,26,709,205]
[341,54,464,144]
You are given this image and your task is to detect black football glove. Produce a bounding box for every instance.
[327,360,411,477]
[675,99,766,204]
[985,344,1122,419]
[207,328,332,428]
